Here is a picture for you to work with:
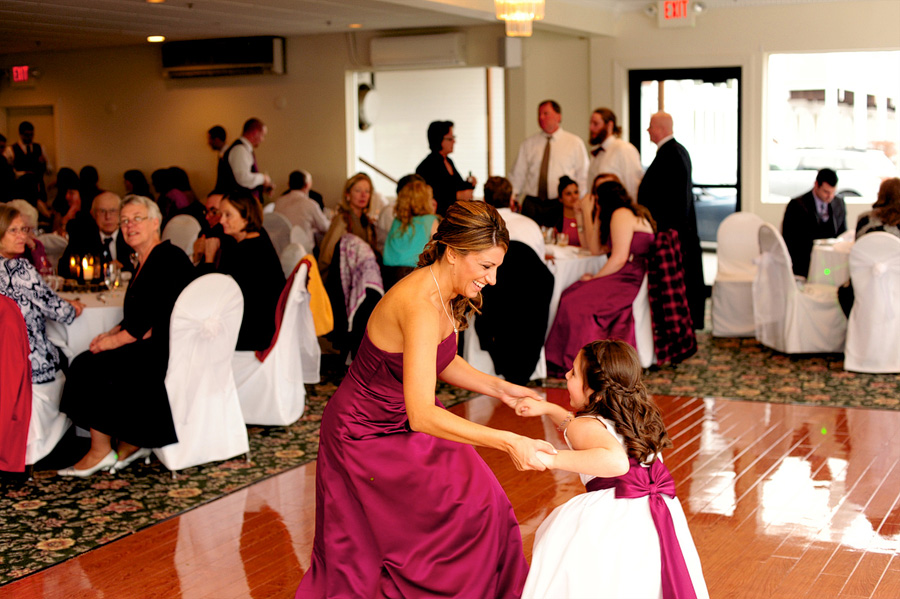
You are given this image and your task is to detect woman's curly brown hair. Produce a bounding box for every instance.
[577,339,672,464]
[416,201,509,331]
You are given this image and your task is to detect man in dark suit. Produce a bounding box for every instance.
[637,111,705,329]
[781,168,846,278]
[58,191,135,278]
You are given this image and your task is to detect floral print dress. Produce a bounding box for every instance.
[0,257,75,384]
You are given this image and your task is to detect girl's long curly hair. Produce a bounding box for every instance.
[416,200,509,331]
[576,339,672,464]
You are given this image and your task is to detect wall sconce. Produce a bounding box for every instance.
[495,1,545,37]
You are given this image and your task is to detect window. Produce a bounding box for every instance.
[766,51,900,204]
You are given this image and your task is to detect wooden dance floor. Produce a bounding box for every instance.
[4,392,900,598]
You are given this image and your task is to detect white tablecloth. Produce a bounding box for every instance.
[46,288,126,359]
[545,245,607,336]
[463,246,606,381]
[808,240,853,287]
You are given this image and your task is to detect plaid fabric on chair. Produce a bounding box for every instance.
[647,230,697,364]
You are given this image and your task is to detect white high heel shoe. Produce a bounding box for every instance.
[58,450,118,478]
[110,448,152,474]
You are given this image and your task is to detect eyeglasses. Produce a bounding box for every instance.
[6,226,32,236]
[95,208,120,216]
[119,215,150,227]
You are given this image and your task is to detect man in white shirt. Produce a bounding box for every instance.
[484,176,546,263]
[220,118,273,200]
[508,100,589,228]
[586,108,643,200]
[274,170,330,254]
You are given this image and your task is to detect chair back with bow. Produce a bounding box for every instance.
[712,212,765,337]
[233,260,319,426]
[845,232,900,373]
[157,273,249,471]
[263,212,292,257]
[161,214,202,257]
[280,242,306,280]
[752,223,794,347]
[753,223,846,354]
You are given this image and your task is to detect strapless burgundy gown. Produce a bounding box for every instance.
[295,331,528,598]
[545,231,654,377]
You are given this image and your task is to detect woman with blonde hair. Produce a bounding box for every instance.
[317,172,378,283]
[296,200,555,598]
[382,175,439,288]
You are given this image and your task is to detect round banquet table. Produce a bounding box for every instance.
[46,287,126,360]
[808,239,853,287]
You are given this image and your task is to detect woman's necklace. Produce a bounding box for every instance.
[429,265,458,334]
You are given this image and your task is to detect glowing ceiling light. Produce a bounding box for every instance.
[495,1,545,38]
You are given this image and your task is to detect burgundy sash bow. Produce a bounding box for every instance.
[586,457,697,599]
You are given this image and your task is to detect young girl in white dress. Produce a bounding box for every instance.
[516,339,709,599]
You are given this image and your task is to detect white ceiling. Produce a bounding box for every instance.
[0,0,843,56]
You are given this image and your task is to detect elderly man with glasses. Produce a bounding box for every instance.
[58,191,135,278]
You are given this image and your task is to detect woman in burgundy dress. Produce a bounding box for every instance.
[545,180,656,377]
[296,201,555,598]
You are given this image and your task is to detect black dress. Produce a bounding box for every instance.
[59,241,194,448]
[415,152,472,217]
[198,230,285,351]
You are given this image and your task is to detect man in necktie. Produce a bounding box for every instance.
[508,100,589,228]
[781,168,847,278]
[586,108,644,201]
[221,118,273,201]
[58,192,135,277]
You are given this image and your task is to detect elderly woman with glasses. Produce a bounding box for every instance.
[0,205,84,386]
[6,199,53,275]
[58,195,195,477]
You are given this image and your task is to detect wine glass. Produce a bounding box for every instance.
[104,262,121,291]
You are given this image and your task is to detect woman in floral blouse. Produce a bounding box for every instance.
[0,205,84,384]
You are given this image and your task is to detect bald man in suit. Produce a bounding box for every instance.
[637,111,705,329]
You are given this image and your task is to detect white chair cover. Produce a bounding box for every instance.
[712,212,765,337]
[289,225,314,261]
[263,212,292,257]
[263,202,276,214]
[26,374,70,465]
[844,232,900,373]
[752,223,847,354]
[232,262,320,426]
[37,232,68,273]
[161,214,202,257]
[156,274,249,471]
[280,242,307,280]
[632,274,656,368]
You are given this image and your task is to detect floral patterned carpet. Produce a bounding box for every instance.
[3,330,899,586]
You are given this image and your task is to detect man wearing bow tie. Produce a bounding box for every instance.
[586,108,643,200]
[782,168,847,278]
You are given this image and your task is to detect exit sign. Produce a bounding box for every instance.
[658,0,696,28]
[10,65,37,88]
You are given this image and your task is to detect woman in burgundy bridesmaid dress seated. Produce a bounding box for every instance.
[295,201,556,599]
[545,179,656,377]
